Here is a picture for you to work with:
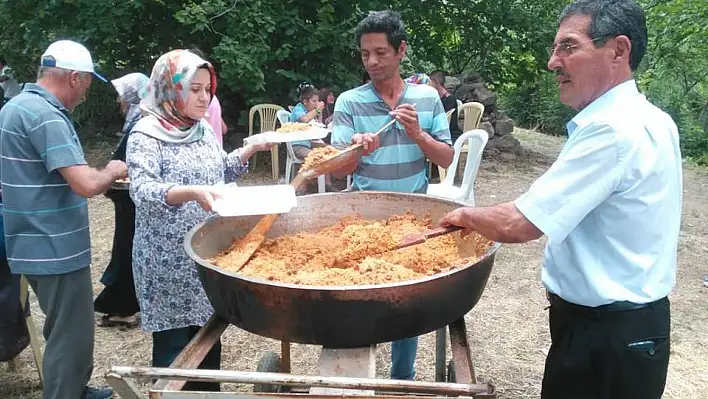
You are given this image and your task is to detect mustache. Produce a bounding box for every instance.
[554,68,569,80]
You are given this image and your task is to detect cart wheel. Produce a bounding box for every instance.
[446,360,456,383]
[254,351,284,393]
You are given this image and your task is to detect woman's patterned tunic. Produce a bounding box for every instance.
[127,128,247,332]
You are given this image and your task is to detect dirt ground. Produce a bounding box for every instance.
[2,129,707,398]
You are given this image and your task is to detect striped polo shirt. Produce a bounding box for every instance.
[0,83,91,275]
[331,82,451,193]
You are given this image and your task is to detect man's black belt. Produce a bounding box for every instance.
[547,292,661,313]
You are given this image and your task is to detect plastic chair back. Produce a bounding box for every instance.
[248,104,284,180]
[458,102,484,132]
[430,129,488,205]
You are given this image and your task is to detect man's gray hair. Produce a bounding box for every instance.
[36,66,78,80]
[560,0,647,71]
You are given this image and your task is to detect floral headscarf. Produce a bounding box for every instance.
[406,73,430,85]
[112,72,149,105]
[133,49,217,144]
[111,72,149,135]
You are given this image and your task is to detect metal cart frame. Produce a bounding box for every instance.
[106,315,496,399]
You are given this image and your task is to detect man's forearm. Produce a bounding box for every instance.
[89,168,122,196]
[60,165,121,198]
[458,202,543,243]
[413,131,453,168]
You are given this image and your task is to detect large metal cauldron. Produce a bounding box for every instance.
[185,192,500,348]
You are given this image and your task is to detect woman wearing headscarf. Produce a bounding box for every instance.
[126,50,272,391]
[94,72,149,328]
[405,73,430,85]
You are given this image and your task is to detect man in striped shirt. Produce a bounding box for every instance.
[331,11,453,380]
[0,40,126,399]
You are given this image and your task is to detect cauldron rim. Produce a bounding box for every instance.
[184,191,502,291]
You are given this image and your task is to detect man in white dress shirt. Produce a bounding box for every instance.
[439,1,682,398]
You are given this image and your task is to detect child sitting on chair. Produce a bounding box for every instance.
[289,82,327,161]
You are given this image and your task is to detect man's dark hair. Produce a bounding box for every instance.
[560,0,647,71]
[362,71,371,84]
[0,56,6,65]
[429,71,446,87]
[355,10,407,52]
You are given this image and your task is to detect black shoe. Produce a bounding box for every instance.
[81,386,114,399]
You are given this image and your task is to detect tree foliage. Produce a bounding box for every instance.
[0,0,704,161]
[639,0,708,162]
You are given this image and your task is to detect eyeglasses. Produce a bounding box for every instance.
[546,37,606,58]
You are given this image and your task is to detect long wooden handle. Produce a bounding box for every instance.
[231,213,280,272]
[395,225,463,250]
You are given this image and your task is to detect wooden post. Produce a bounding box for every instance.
[310,346,377,395]
[153,316,229,392]
[105,372,146,399]
[449,318,476,384]
[7,276,44,386]
[280,341,291,374]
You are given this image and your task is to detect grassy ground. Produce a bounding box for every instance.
[2,128,707,398]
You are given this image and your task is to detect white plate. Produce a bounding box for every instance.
[211,184,298,217]
[243,127,330,146]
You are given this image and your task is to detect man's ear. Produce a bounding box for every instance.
[397,40,407,59]
[68,71,81,87]
[613,35,632,67]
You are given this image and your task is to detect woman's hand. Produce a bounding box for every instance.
[165,185,223,210]
[250,142,276,152]
[191,186,223,212]
[235,143,276,163]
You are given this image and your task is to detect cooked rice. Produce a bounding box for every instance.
[301,146,340,170]
[276,122,312,133]
[210,212,493,286]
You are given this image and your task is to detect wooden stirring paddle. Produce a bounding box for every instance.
[396,225,464,250]
[228,173,309,272]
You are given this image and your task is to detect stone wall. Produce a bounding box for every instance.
[446,73,524,157]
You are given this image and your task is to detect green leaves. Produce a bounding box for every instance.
[637,0,708,160]
[1,0,702,156]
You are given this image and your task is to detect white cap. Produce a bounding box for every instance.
[40,40,107,83]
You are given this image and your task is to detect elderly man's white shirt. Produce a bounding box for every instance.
[515,80,683,307]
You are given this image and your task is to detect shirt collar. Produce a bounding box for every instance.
[566,79,639,136]
[23,83,69,113]
[369,80,411,107]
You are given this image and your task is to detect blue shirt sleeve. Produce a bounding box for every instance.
[514,123,624,243]
[331,96,355,150]
[27,112,87,172]
[428,95,452,145]
[289,103,312,148]
[289,103,307,122]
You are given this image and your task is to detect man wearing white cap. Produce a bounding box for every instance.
[0,40,125,399]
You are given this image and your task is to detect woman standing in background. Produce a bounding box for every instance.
[94,72,149,328]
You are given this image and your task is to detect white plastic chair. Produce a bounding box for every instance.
[248,104,283,181]
[427,129,488,206]
[277,109,326,192]
[458,102,484,133]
